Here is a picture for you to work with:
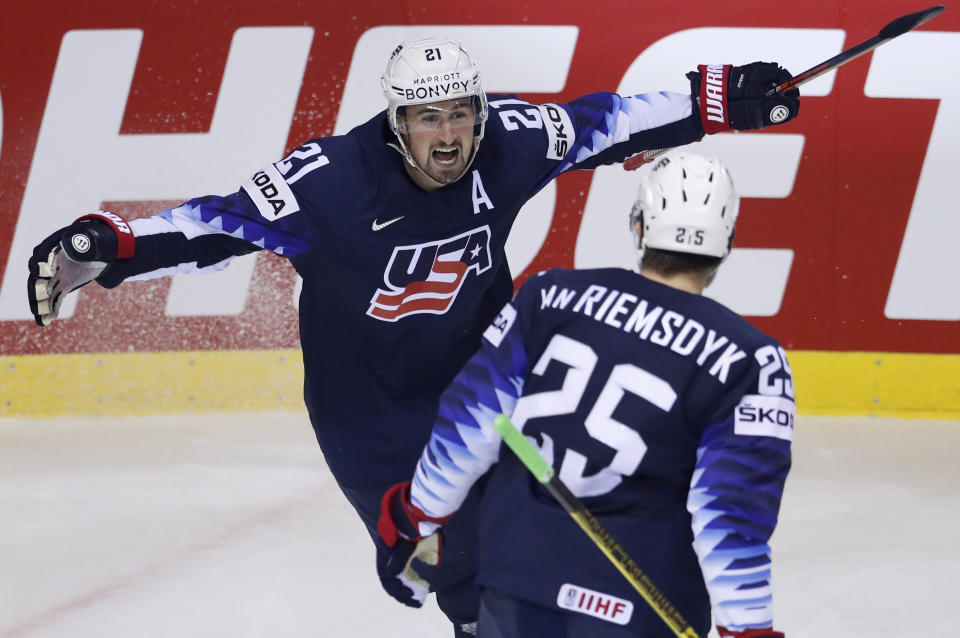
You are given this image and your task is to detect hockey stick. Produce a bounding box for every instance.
[492,414,699,638]
[623,4,946,171]
[766,4,945,96]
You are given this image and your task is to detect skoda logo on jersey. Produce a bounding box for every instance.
[368,226,492,322]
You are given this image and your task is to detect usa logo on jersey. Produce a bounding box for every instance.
[367,226,492,322]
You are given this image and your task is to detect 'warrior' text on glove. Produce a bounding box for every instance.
[688,62,800,133]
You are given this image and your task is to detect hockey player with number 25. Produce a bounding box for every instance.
[27,36,799,635]
[378,152,794,637]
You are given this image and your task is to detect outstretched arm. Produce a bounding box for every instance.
[26,146,326,326]
[540,61,799,181]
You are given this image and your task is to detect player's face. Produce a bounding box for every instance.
[401,98,477,187]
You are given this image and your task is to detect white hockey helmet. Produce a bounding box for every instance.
[629,151,739,259]
[381,37,488,175]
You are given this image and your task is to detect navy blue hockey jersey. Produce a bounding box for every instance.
[409,268,794,635]
[97,91,703,488]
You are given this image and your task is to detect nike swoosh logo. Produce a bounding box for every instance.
[372,216,405,231]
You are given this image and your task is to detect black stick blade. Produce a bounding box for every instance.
[879,5,946,39]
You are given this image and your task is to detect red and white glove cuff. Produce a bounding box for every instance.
[75,211,136,258]
[697,64,732,135]
[378,482,449,547]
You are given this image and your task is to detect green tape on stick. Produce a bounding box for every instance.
[493,414,554,484]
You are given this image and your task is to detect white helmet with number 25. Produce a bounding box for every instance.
[381,37,488,178]
[630,151,739,259]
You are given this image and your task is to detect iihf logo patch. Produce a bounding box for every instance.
[556,583,633,625]
[367,226,492,322]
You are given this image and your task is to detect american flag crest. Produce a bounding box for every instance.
[367,226,492,322]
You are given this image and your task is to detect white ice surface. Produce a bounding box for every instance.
[1,413,957,637]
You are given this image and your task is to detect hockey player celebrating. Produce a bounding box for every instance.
[377,151,794,637]
[27,37,799,636]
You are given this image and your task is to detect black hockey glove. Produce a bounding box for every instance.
[27,211,135,326]
[376,482,448,608]
[718,627,785,638]
[688,62,800,133]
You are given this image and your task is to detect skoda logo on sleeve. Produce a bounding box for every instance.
[71,233,91,254]
[769,105,790,123]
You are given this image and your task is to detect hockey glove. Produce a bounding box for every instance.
[376,481,449,608]
[717,627,785,638]
[688,62,800,133]
[27,211,135,326]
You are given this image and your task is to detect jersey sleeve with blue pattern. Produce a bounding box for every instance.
[409,293,532,525]
[687,348,794,632]
[487,90,698,193]
[555,90,697,173]
[95,136,356,286]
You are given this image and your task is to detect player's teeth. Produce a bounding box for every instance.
[433,148,459,165]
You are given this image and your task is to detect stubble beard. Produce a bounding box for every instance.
[418,141,471,185]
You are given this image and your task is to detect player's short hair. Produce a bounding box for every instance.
[640,246,724,277]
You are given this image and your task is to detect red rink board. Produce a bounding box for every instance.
[0,0,956,356]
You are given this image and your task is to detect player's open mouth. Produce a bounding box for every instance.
[432,146,460,166]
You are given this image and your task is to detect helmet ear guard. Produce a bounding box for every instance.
[630,151,740,259]
[381,37,488,179]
